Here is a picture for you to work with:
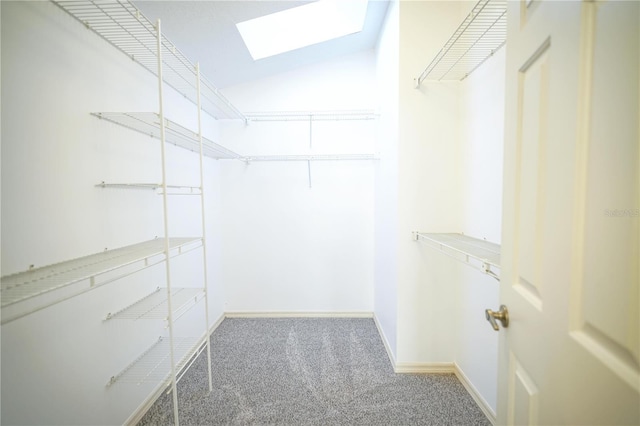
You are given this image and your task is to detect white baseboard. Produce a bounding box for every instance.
[393,362,456,374]
[453,363,497,425]
[209,312,225,333]
[124,378,166,426]
[224,311,374,318]
[372,313,397,368]
[390,361,496,424]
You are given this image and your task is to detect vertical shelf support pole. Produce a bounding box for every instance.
[309,115,313,149]
[156,19,180,426]
[195,62,213,393]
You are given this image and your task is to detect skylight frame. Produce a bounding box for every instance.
[236,0,369,61]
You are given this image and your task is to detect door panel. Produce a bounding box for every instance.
[514,38,550,311]
[571,0,639,392]
[507,352,539,425]
[499,0,640,424]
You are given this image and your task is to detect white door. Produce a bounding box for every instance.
[497,0,639,424]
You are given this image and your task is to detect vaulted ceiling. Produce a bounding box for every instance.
[133,1,390,89]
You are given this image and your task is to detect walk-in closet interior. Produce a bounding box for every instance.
[2,0,639,425]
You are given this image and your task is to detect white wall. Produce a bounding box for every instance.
[1,2,224,424]
[374,0,399,362]
[218,52,376,313]
[454,45,506,415]
[395,0,462,364]
[376,3,503,416]
[459,51,505,244]
[1,1,506,423]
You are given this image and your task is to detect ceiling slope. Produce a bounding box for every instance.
[134,0,390,89]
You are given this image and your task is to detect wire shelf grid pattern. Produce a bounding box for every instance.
[245,110,379,122]
[1,237,201,307]
[107,335,204,387]
[416,0,507,84]
[105,287,204,321]
[245,154,378,162]
[415,232,501,279]
[92,112,242,160]
[52,0,245,120]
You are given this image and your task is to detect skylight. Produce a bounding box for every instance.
[236,0,369,61]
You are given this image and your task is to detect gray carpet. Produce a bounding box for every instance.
[138,318,491,425]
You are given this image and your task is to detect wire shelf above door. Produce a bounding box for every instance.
[414,232,501,280]
[415,0,507,85]
[92,112,243,160]
[52,0,246,121]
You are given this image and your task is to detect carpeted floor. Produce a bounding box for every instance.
[138,318,491,425]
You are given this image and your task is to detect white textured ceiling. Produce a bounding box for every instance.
[133,1,390,89]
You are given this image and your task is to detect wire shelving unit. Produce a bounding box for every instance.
[29,3,221,424]
[86,18,216,425]
[414,232,501,280]
[415,0,507,86]
[95,182,202,195]
[0,238,201,317]
[245,154,378,162]
[92,112,243,160]
[52,0,246,121]
[105,287,204,321]
[106,335,204,387]
[245,110,378,122]
[241,109,379,187]
[243,154,378,189]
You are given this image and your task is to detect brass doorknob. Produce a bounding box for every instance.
[485,305,509,330]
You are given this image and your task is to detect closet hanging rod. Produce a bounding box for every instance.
[415,0,507,86]
[52,0,247,121]
[95,182,202,195]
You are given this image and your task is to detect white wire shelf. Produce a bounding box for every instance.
[107,335,205,387]
[245,154,379,162]
[414,232,501,280]
[0,237,202,311]
[52,0,245,121]
[92,112,242,160]
[95,182,201,195]
[416,0,507,85]
[245,110,378,122]
[105,287,204,321]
